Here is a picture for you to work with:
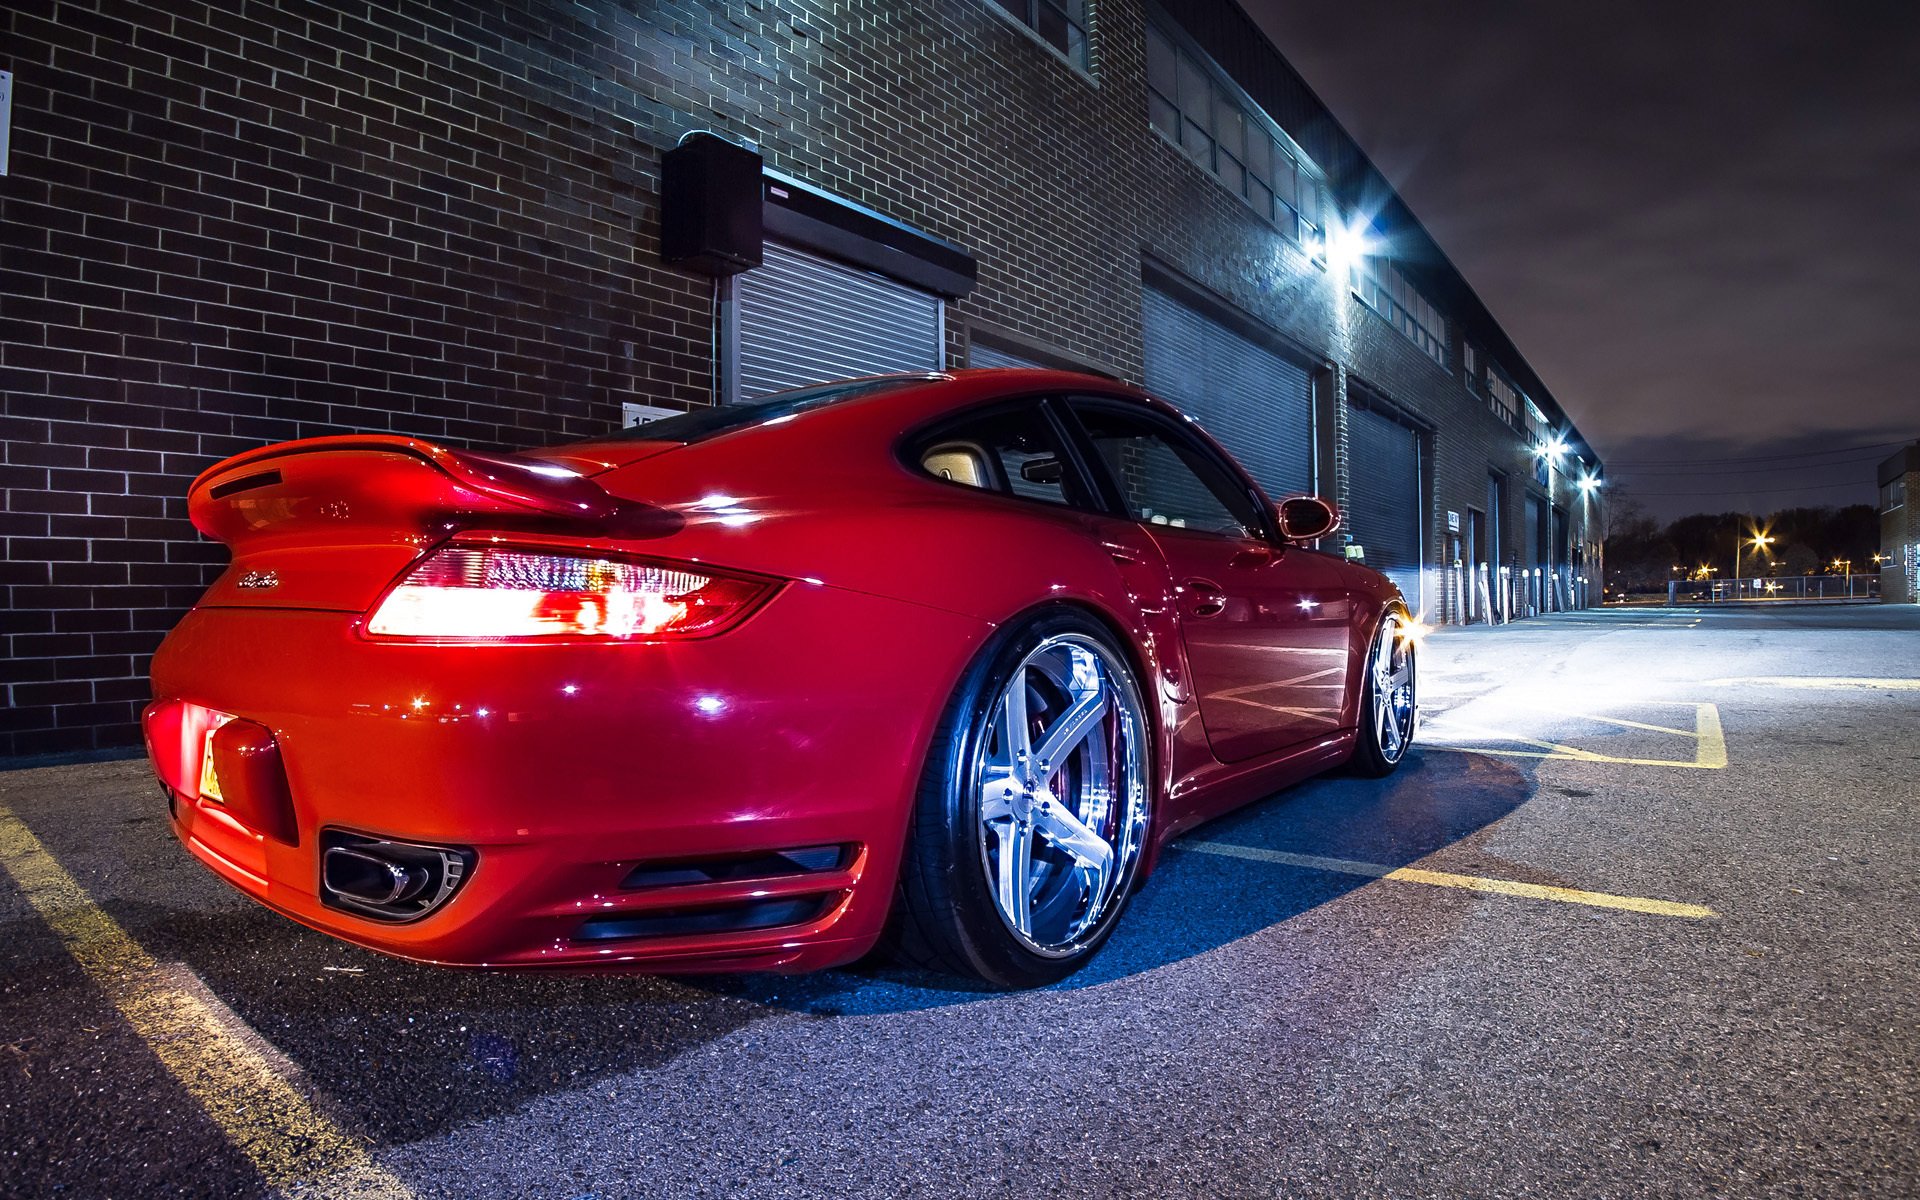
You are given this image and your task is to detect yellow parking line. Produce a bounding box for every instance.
[1179,840,1719,919]
[0,806,414,1200]
[1694,703,1728,768]
[1422,702,1727,769]
[1704,676,1920,690]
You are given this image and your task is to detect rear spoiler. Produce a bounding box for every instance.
[188,435,637,549]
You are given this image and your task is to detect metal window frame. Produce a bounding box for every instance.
[982,0,1095,80]
[1142,10,1325,248]
[1352,256,1449,370]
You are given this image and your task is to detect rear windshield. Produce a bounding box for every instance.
[605,376,941,443]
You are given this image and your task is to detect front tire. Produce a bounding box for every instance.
[893,610,1153,988]
[1349,611,1417,777]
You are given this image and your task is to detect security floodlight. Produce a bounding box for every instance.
[1324,219,1377,278]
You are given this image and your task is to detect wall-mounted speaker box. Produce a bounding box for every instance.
[660,132,764,276]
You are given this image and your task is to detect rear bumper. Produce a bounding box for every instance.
[145,584,989,972]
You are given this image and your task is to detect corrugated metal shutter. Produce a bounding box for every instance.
[1140,287,1314,499]
[1346,400,1424,603]
[968,341,1043,369]
[735,242,942,401]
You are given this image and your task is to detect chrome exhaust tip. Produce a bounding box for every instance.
[323,847,432,905]
[318,830,475,923]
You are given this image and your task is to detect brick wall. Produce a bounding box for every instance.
[0,0,1589,760]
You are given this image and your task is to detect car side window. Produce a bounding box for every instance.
[915,403,1084,508]
[1070,402,1263,539]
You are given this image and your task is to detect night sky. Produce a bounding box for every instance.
[1245,1,1920,519]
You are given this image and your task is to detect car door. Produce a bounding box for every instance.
[1063,398,1351,763]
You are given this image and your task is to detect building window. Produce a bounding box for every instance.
[989,0,1089,71]
[1523,397,1554,451]
[1883,477,1908,512]
[1145,21,1322,246]
[1353,255,1447,368]
[1486,370,1522,429]
[1462,343,1480,392]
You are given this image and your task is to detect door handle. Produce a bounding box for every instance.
[1182,578,1226,618]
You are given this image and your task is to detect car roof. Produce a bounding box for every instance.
[583,369,1160,447]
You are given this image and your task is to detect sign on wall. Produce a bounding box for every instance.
[622,402,681,428]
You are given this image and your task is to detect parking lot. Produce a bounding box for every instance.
[3,603,1917,1199]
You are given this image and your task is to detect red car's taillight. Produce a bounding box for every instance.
[365,546,778,640]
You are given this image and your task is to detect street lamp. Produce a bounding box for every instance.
[1736,532,1774,583]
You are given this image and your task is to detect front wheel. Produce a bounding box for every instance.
[893,610,1154,988]
[1349,611,1417,777]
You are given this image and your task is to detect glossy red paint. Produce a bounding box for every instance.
[146,369,1408,973]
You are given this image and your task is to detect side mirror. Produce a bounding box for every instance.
[1275,495,1340,542]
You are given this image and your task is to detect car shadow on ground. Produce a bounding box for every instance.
[695,747,1533,1009]
[33,748,1530,1145]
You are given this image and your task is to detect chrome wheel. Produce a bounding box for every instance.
[1370,615,1417,764]
[973,633,1150,958]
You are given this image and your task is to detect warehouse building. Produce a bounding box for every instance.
[1880,443,1919,604]
[0,0,1603,760]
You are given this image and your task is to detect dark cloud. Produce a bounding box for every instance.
[1243,0,1920,517]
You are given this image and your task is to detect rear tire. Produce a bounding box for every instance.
[1349,610,1417,778]
[892,610,1153,988]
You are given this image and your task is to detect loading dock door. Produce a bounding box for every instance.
[1346,399,1426,611]
[733,242,943,401]
[967,341,1044,369]
[1140,287,1314,502]
[1523,494,1548,615]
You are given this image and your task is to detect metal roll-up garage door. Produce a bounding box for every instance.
[734,242,943,401]
[1141,287,1314,501]
[1346,399,1425,609]
[967,341,1044,369]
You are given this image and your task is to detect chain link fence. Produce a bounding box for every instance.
[1665,575,1881,605]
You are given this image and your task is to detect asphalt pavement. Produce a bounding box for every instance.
[3,603,1917,1199]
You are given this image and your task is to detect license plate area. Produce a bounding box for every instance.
[197,710,237,802]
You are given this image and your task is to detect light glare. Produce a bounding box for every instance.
[1325,220,1377,276]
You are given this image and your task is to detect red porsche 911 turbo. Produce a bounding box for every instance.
[143,369,1418,987]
